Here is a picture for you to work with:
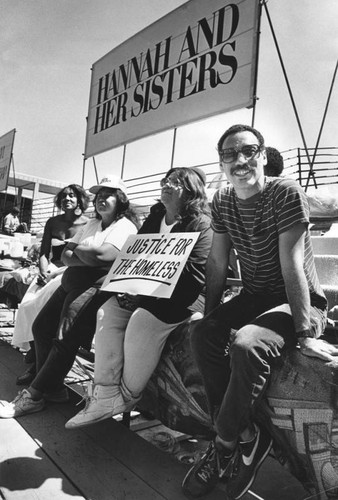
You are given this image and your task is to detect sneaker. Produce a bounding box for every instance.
[0,389,45,418]
[226,424,273,499]
[65,383,139,429]
[182,441,237,498]
[16,366,36,386]
[44,387,69,403]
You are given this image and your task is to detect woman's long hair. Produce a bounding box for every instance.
[54,184,90,213]
[93,188,141,229]
[163,167,210,221]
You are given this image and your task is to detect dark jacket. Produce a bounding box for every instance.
[138,203,212,323]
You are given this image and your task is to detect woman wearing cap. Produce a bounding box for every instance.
[65,167,212,429]
[0,176,140,418]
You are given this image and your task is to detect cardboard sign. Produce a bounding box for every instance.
[101,232,199,298]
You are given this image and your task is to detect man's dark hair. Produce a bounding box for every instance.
[265,147,284,177]
[217,124,265,152]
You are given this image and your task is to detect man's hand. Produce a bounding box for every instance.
[299,337,338,365]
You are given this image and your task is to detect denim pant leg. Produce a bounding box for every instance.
[190,292,289,425]
[58,288,111,351]
[215,303,327,441]
[215,313,297,442]
[31,286,96,393]
[32,285,66,374]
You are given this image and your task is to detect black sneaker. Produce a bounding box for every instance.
[226,424,273,499]
[182,441,236,498]
[16,366,36,386]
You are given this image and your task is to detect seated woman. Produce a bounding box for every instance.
[12,184,90,384]
[0,176,139,418]
[0,244,41,309]
[65,167,212,429]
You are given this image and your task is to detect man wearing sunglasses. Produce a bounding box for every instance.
[182,124,335,499]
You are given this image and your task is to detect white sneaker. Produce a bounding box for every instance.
[65,383,139,429]
[0,389,45,418]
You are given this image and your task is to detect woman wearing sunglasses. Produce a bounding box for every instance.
[66,166,212,429]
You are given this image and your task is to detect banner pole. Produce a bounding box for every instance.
[170,128,177,169]
[11,153,18,205]
[305,60,338,191]
[121,144,127,179]
[81,155,86,187]
[263,1,316,189]
[93,157,99,183]
[251,0,264,127]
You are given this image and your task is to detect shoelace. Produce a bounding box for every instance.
[13,393,23,404]
[198,462,216,483]
[75,389,97,411]
[224,448,240,478]
[197,447,218,483]
[13,391,27,405]
[11,390,35,411]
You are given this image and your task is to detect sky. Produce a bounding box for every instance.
[1,0,337,193]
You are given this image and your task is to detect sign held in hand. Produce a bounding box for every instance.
[101,232,199,298]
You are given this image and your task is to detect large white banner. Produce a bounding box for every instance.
[0,129,15,192]
[85,0,260,158]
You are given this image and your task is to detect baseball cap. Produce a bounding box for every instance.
[89,175,128,195]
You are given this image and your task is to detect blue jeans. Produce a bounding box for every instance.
[190,291,326,442]
[31,278,109,394]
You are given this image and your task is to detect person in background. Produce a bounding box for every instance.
[12,184,90,384]
[182,124,331,500]
[65,166,212,429]
[264,146,284,177]
[0,244,40,309]
[0,176,139,417]
[3,206,21,235]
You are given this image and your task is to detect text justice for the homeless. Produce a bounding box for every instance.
[93,4,240,133]
[112,235,195,281]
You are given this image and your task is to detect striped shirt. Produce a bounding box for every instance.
[211,177,327,309]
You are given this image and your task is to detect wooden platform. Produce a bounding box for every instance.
[0,322,309,499]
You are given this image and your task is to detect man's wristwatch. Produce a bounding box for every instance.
[295,329,313,339]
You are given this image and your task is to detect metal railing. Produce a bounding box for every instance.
[282,147,338,190]
[29,146,338,235]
